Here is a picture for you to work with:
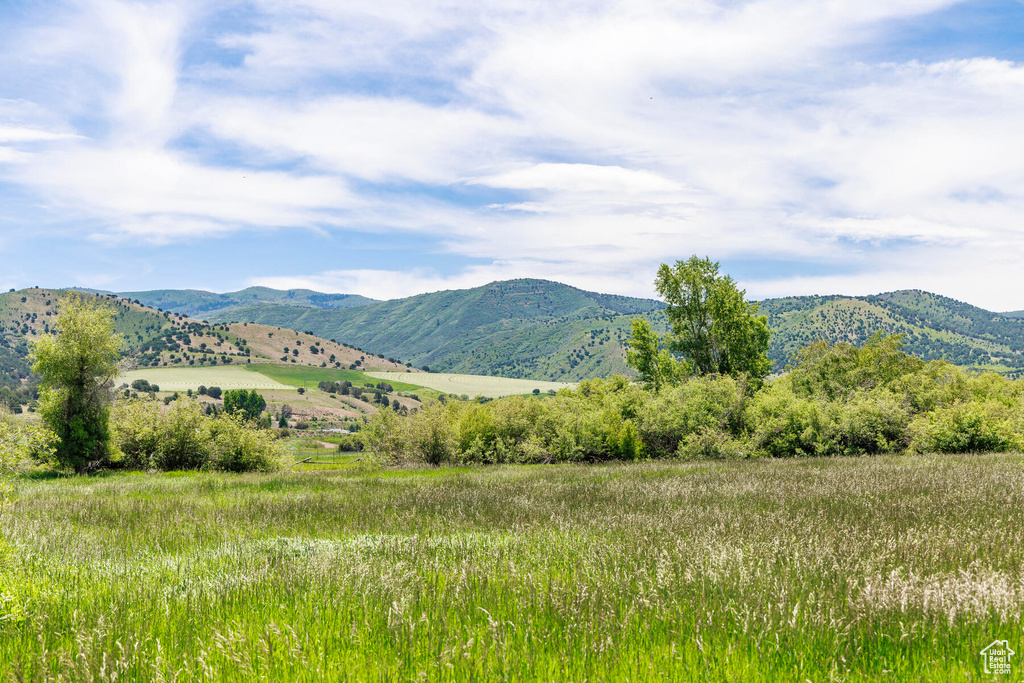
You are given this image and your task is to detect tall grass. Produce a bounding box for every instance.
[0,455,1022,680]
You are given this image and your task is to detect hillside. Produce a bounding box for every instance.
[17,281,1024,383]
[108,287,376,320]
[0,288,409,399]
[204,279,666,381]
[761,290,1024,373]
[203,282,1024,380]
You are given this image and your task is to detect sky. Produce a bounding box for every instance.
[3,1,1024,309]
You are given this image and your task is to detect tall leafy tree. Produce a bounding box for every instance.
[628,256,771,388]
[656,256,771,382]
[31,294,122,471]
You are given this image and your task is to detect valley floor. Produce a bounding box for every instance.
[1,455,1022,681]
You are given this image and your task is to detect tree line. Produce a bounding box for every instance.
[365,257,1024,465]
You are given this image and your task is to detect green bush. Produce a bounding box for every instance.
[110,400,162,469]
[406,402,456,465]
[909,400,1016,454]
[334,433,364,452]
[638,375,746,457]
[354,335,1024,466]
[111,398,281,472]
[151,399,208,471]
[745,382,835,457]
[837,389,910,455]
[208,413,282,473]
[677,426,746,460]
[364,408,406,466]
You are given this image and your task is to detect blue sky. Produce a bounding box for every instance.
[3,1,1024,309]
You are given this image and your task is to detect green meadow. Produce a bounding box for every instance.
[1,454,1021,681]
[251,363,432,394]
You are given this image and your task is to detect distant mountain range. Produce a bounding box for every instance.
[99,279,1024,380]
[84,287,376,319]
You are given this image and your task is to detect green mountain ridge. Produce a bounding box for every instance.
[203,279,666,381]
[761,289,1024,374]
[19,281,1024,383]
[84,286,376,319]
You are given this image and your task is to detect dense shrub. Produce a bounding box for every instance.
[638,375,746,457]
[153,399,208,470]
[111,398,281,472]
[362,334,1024,466]
[677,426,746,460]
[909,400,1017,454]
[334,433,364,452]
[109,400,162,469]
[208,413,281,472]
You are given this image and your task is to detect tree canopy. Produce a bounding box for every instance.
[222,389,266,422]
[30,294,122,471]
[656,256,771,382]
[625,318,687,391]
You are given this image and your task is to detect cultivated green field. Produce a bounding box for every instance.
[367,371,576,398]
[252,364,430,394]
[1,454,1022,681]
[118,365,290,392]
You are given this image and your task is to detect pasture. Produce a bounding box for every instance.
[367,370,576,398]
[118,365,290,392]
[253,364,429,394]
[1,453,1022,681]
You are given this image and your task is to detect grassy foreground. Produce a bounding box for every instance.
[1,455,1023,681]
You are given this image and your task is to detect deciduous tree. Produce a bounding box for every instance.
[31,294,121,471]
[628,256,771,389]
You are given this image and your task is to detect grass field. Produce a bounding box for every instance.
[1,454,1022,680]
[119,365,290,392]
[367,371,576,398]
[251,363,430,394]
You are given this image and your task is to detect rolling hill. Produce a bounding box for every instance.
[202,279,665,381]
[11,280,1024,385]
[0,288,408,401]
[195,282,1024,380]
[96,287,376,320]
[761,290,1024,374]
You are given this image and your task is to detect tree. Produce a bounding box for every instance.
[30,294,122,471]
[656,256,770,382]
[625,318,688,391]
[628,256,771,388]
[222,389,267,422]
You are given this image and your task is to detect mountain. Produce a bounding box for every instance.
[761,290,1024,373]
[204,279,665,380]
[202,283,1024,380]
[112,287,376,319]
[0,288,405,397]
[32,281,1024,382]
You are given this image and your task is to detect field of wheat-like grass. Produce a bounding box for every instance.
[367,371,575,398]
[118,366,290,392]
[0,454,1022,681]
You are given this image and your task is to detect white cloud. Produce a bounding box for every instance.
[7,0,1024,308]
[0,125,79,144]
[194,95,521,183]
[10,144,354,242]
[470,163,682,195]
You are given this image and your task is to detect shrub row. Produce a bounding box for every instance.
[366,335,1024,464]
[111,398,282,472]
